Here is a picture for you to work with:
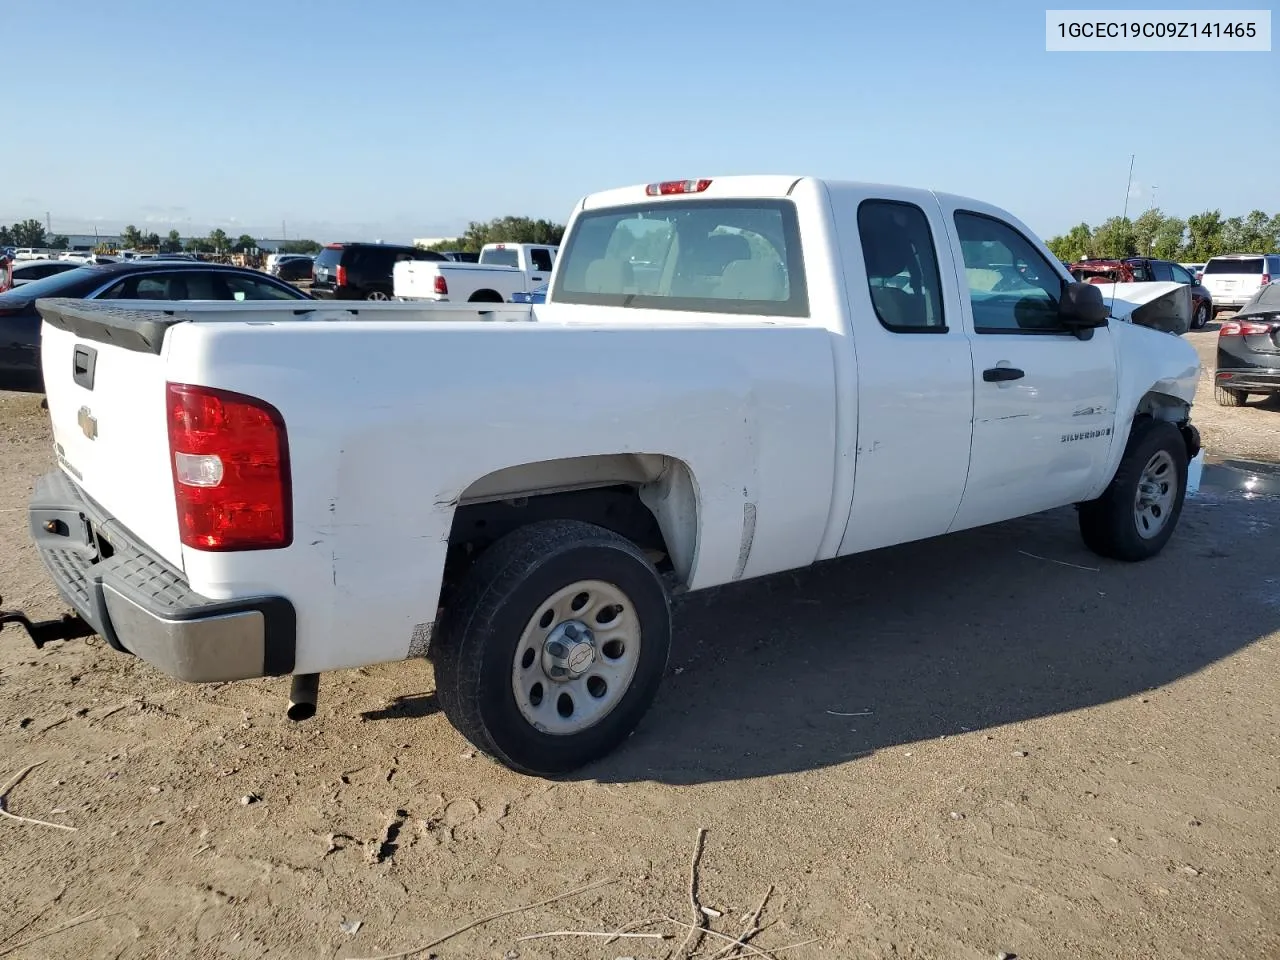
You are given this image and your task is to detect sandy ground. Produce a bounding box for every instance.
[1,325,1278,960]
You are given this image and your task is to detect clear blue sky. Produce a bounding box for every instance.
[4,0,1276,243]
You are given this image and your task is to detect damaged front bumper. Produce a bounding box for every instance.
[1,470,296,683]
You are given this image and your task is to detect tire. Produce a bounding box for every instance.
[365,288,391,301]
[1078,418,1187,562]
[431,519,671,776]
[1215,385,1247,407]
[1192,302,1209,329]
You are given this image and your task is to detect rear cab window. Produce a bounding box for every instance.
[480,247,521,268]
[551,199,808,317]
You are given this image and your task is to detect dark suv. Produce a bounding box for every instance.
[1069,257,1214,329]
[311,242,444,300]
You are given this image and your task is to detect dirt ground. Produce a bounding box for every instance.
[1,324,1278,960]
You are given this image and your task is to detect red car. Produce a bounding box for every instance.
[1069,257,1213,329]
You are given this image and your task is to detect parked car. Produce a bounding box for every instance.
[7,259,82,287]
[1213,282,1280,406]
[310,242,444,300]
[395,242,557,303]
[266,253,313,275]
[2,175,1202,778]
[0,260,311,393]
[275,256,314,282]
[13,248,47,261]
[1198,254,1280,317]
[1069,257,1213,329]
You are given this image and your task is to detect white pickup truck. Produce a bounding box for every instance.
[3,175,1201,777]
[394,241,557,303]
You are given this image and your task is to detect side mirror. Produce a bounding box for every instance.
[1059,281,1110,338]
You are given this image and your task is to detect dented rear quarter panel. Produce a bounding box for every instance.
[164,317,838,674]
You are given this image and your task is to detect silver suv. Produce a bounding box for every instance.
[1201,254,1280,316]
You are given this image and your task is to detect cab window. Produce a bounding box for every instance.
[954,212,1065,333]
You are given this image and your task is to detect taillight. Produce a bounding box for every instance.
[1219,320,1272,337]
[433,275,448,296]
[166,382,292,551]
[335,264,348,287]
[645,179,713,196]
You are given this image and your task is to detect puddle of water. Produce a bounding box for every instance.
[1199,456,1280,498]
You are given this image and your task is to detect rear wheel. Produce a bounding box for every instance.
[1079,418,1187,562]
[365,288,391,301]
[1215,385,1247,407]
[1192,302,1209,329]
[431,519,671,776]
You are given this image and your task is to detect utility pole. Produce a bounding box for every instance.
[1120,154,1135,223]
[45,211,51,238]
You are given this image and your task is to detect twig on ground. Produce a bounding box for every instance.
[0,884,68,948]
[662,917,779,960]
[0,908,107,958]
[1018,550,1099,573]
[516,929,670,942]
[824,710,872,717]
[34,716,71,735]
[0,761,78,832]
[603,916,664,945]
[349,877,617,960]
[673,827,709,959]
[711,885,773,960]
[91,701,137,724]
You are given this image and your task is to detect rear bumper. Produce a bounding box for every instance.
[1216,368,1280,393]
[27,470,296,682]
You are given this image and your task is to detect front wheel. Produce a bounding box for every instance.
[431,519,671,776]
[1078,418,1187,562]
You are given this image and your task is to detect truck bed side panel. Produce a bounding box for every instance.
[166,318,837,674]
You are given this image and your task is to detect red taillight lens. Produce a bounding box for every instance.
[1219,320,1272,337]
[335,264,348,287]
[645,179,713,196]
[433,275,448,296]
[166,382,292,551]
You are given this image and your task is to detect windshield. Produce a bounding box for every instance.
[551,199,808,317]
[0,266,102,301]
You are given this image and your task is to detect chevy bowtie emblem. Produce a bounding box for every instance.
[77,406,98,440]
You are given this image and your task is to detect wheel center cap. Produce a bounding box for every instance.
[543,621,596,680]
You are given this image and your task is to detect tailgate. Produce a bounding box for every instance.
[37,299,186,571]
[393,261,442,299]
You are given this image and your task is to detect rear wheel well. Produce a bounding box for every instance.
[468,289,504,303]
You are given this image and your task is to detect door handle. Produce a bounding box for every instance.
[531,276,543,282]
[983,366,1025,382]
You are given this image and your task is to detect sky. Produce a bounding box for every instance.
[2,0,1276,244]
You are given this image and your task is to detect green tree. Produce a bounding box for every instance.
[1091,216,1137,258]
[207,228,229,252]
[1219,216,1246,255]
[1132,208,1165,256]
[11,219,48,247]
[184,236,214,253]
[161,230,183,253]
[1151,216,1187,260]
[1046,222,1093,263]
[0,225,12,246]
[233,234,258,253]
[48,235,69,250]
[426,216,567,254]
[279,239,321,254]
[1238,210,1276,253]
[120,224,144,250]
[1186,210,1225,260]
[143,232,161,250]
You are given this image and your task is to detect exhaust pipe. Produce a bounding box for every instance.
[287,673,319,721]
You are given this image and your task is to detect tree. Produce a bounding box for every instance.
[143,232,161,250]
[207,228,229,252]
[184,236,214,253]
[161,230,183,253]
[48,235,69,250]
[0,225,13,247]
[425,216,567,254]
[279,239,321,254]
[1151,216,1187,260]
[1186,210,1225,261]
[1091,216,1137,258]
[120,224,144,250]
[1046,222,1093,263]
[11,219,48,247]
[233,234,258,253]
[1238,210,1277,253]
[1132,208,1165,256]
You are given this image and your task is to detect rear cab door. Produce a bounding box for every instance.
[825,185,975,555]
[526,246,556,287]
[936,197,1118,533]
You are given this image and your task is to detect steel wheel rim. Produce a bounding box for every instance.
[512,579,641,736]
[1195,304,1207,327]
[1133,449,1176,539]
[367,290,390,301]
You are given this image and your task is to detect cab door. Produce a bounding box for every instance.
[936,200,1119,533]
[827,189,975,556]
